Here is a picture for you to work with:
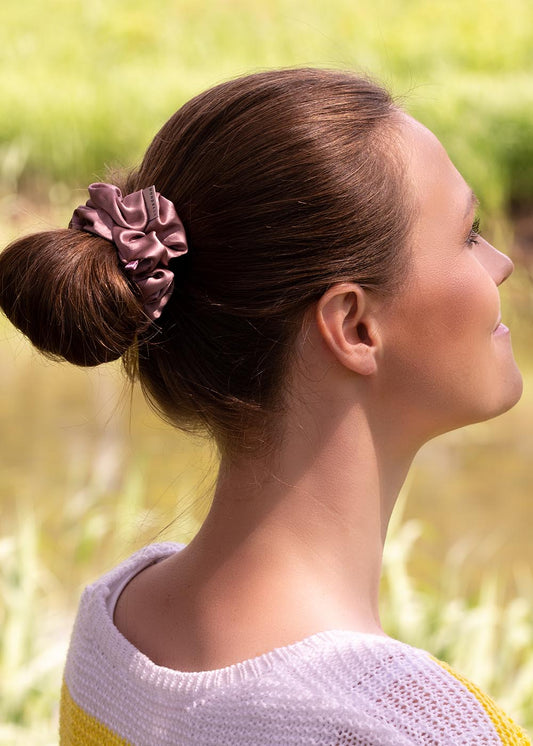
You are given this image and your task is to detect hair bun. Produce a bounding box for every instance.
[0,228,147,366]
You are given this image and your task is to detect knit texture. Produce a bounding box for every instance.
[60,543,531,745]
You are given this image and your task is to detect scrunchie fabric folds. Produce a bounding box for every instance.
[69,182,188,320]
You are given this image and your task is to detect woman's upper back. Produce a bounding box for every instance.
[60,543,530,746]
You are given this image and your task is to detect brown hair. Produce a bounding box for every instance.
[0,68,412,455]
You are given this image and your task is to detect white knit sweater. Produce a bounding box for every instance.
[60,542,530,745]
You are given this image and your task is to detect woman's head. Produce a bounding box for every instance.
[0,68,416,455]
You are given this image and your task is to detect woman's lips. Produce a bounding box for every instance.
[493,322,509,336]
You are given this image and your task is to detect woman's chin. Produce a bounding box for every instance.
[422,370,524,443]
[497,368,524,415]
[472,366,523,425]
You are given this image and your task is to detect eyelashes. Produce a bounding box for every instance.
[467,216,481,246]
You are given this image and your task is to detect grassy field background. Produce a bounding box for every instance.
[1,0,533,742]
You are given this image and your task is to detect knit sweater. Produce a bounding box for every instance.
[60,543,530,745]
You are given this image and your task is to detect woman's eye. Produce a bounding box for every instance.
[467,217,481,246]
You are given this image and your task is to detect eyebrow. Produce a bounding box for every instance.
[464,190,480,219]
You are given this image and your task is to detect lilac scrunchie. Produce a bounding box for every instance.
[69,182,188,320]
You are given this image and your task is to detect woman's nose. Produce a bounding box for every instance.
[480,241,514,286]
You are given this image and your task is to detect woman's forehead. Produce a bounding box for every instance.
[396,113,471,221]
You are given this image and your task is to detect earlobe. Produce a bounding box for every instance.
[316,283,379,376]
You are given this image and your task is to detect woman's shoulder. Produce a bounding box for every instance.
[68,541,184,644]
[88,541,186,592]
[62,550,530,745]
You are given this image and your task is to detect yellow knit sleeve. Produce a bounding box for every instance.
[433,658,531,746]
[59,680,131,745]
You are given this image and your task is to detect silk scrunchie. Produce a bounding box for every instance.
[69,182,188,320]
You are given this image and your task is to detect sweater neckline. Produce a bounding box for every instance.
[88,542,408,691]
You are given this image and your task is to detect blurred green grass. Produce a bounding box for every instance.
[1,0,533,741]
[2,0,533,214]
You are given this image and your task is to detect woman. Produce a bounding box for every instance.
[0,68,529,744]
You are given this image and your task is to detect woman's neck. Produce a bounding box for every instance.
[187,403,416,641]
[114,394,419,672]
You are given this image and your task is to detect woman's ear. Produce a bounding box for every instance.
[316,283,380,376]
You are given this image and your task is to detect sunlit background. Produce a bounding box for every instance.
[1,0,532,742]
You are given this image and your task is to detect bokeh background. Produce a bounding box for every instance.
[1,0,533,742]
